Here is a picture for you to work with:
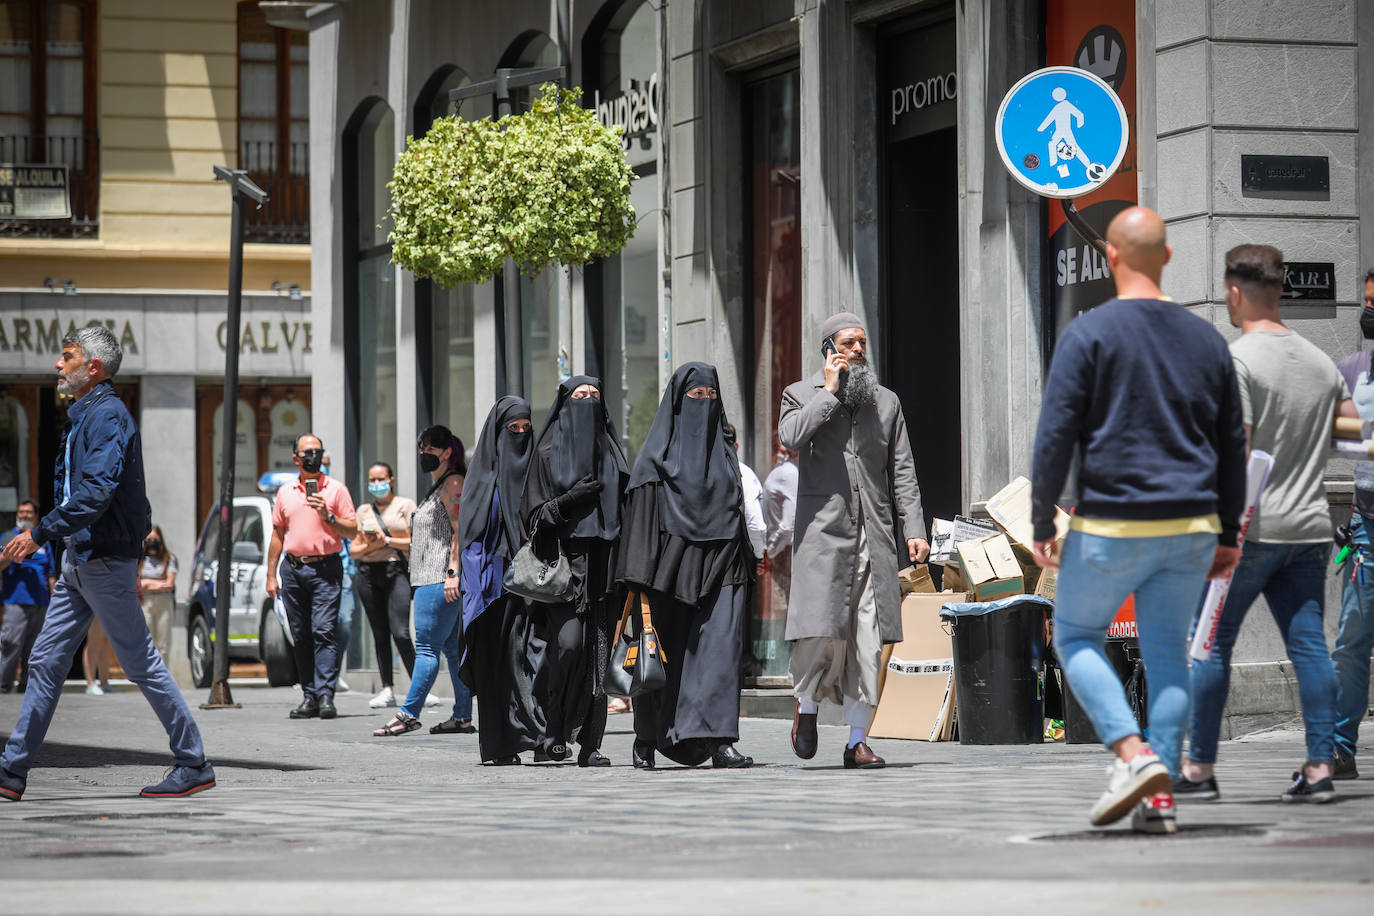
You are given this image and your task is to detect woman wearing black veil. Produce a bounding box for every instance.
[522,376,628,767]
[618,362,755,770]
[457,396,544,766]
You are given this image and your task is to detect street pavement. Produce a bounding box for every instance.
[0,683,1370,914]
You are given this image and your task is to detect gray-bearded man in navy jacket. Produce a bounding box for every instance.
[1030,206,1247,835]
[0,326,214,803]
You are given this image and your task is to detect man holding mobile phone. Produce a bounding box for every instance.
[267,434,358,720]
[780,311,929,769]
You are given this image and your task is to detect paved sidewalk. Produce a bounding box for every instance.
[0,685,1369,913]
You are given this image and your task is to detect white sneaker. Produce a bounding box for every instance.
[1131,792,1178,835]
[424,693,444,707]
[369,687,397,709]
[85,684,104,696]
[1090,748,1172,826]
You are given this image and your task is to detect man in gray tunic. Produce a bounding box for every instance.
[779,312,928,768]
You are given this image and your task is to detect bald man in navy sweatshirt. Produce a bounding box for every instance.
[1031,206,1247,835]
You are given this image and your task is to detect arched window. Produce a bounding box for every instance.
[497,31,560,423]
[582,0,658,461]
[412,66,478,449]
[343,97,397,491]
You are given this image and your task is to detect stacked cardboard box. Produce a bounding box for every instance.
[869,565,964,742]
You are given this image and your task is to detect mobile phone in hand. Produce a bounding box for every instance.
[821,336,838,359]
[305,478,318,498]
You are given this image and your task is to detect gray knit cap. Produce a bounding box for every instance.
[819,311,865,345]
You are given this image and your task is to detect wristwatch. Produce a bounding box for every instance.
[327,511,337,525]
[446,567,457,578]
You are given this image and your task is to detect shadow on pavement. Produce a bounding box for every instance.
[5,737,322,771]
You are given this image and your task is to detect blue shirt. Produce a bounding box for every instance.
[33,380,152,564]
[1,529,56,606]
[460,489,510,636]
[1031,298,1248,546]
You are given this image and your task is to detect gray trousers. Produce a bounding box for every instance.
[1,603,46,691]
[1,554,206,778]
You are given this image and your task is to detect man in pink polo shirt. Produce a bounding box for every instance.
[267,434,358,720]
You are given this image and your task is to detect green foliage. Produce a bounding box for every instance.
[388,85,637,288]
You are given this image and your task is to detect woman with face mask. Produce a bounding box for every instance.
[618,363,755,769]
[372,426,471,737]
[350,462,418,710]
[456,397,543,765]
[138,524,178,662]
[521,376,629,766]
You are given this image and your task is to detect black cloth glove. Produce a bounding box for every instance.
[538,476,603,529]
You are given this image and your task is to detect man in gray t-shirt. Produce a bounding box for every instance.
[1179,245,1355,805]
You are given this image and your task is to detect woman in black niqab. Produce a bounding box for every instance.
[618,362,756,770]
[456,397,544,765]
[521,376,628,767]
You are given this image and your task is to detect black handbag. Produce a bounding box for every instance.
[605,590,668,699]
[502,529,575,603]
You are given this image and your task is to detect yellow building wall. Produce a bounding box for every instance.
[0,0,311,292]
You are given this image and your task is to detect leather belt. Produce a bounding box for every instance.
[285,553,330,568]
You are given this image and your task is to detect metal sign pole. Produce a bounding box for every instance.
[203,166,267,710]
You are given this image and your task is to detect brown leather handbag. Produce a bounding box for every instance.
[605,590,668,699]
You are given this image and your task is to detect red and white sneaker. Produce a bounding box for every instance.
[1091,747,1172,826]
[1131,792,1178,835]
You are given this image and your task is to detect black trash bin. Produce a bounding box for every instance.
[940,596,1052,745]
[1061,638,1149,745]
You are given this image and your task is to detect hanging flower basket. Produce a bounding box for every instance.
[388,85,637,288]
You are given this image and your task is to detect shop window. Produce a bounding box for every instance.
[0,0,99,238]
[499,31,560,423]
[414,66,478,452]
[743,65,801,683]
[583,0,658,462]
[343,98,397,497]
[0,394,30,526]
[237,1,309,243]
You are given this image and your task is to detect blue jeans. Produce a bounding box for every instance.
[1054,530,1215,779]
[1188,540,1337,765]
[2,555,206,778]
[1335,512,1374,759]
[401,583,471,721]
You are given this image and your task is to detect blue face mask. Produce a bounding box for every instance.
[367,481,391,498]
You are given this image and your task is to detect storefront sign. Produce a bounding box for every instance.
[885,19,957,141]
[215,319,313,354]
[1242,154,1330,197]
[0,164,71,219]
[0,295,313,377]
[0,316,138,354]
[593,74,659,151]
[1281,262,1336,300]
[891,72,957,125]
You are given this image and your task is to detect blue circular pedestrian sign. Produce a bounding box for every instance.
[994,66,1129,199]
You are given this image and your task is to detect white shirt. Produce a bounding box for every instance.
[763,457,798,559]
[739,461,766,559]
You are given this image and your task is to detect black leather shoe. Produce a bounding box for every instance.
[843,741,886,769]
[632,741,656,770]
[289,696,319,719]
[578,748,612,768]
[712,744,754,769]
[317,694,337,719]
[486,755,521,766]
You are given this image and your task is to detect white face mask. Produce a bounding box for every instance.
[16,519,35,531]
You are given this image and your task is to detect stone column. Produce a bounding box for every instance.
[138,374,197,686]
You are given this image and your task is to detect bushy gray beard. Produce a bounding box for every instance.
[840,361,878,410]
